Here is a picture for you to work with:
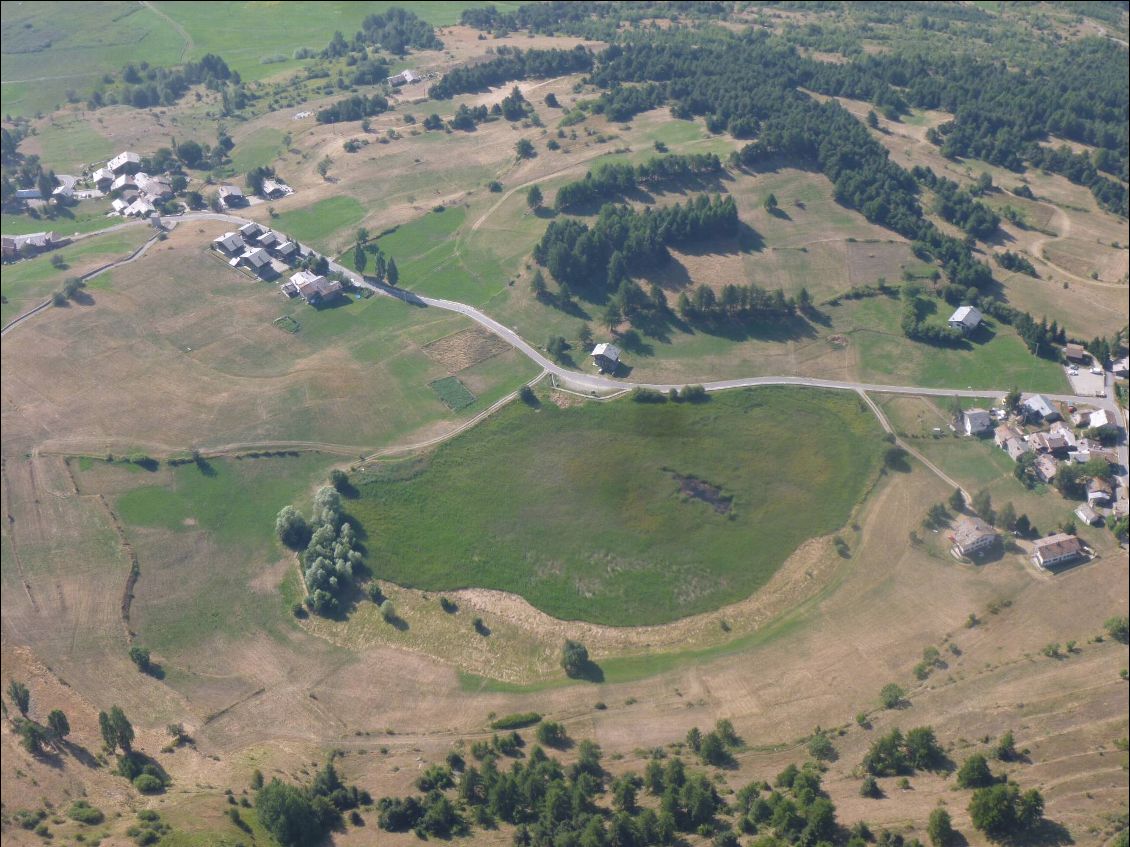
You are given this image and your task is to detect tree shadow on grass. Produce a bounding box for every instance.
[566,660,604,683]
[1023,819,1074,847]
[63,740,100,769]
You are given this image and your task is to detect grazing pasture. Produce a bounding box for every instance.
[348,386,885,626]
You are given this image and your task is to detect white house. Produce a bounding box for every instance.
[1074,504,1100,526]
[290,269,341,302]
[92,167,115,190]
[261,178,293,199]
[950,515,997,558]
[108,151,141,174]
[1088,409,1116,432]
[948,305,982,334]
[963,408,993,436]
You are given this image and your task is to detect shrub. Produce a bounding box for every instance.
[956,753,994,788]
[379,600,397,623]
[490,712,541,730]
[561,639,589,677]
[879,683,906,709]
[133,773,164,793]
[67,801,104,825]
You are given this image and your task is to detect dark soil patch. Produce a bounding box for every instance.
[668,470,733,514]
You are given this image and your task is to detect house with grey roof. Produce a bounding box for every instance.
[1022,394,1060,422]
[950,515,997,558]
[963,408,993,436]
[591,342,621,373]
[108,151,141,174]
[947,305,982,334]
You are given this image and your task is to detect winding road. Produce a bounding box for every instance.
[4,209,1127,486]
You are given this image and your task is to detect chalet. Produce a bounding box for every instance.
[1032,533,1085,568]
[111,198,131,214]
[290,270,340,302]
[1,231,61,259]
[92,167,115,190]
[239,222,264,241]
[218,185,246,208]
[947,305,982,334]
[1086,477,1113,507]
[1064,343,1088,363]
[963,408,993,436]
[1074,504,1100,526]
[950,515,997,558]
[1022,394,1060,423]
[994,424,1022,448]
[272,239,298,260]
[261,178,293,199]
[1087,409,1116,432]
[591,342,621,373]
[212,232,246,254]
[1034,453,1058,484]
[237,247,274,276]
[136,174,173,201]
[1004,437,1030,461]
[51,184,75,204]
[108,151,142,174]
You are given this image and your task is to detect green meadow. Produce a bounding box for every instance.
[348,386,885,626]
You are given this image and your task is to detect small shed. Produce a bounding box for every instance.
[591,342,621,373]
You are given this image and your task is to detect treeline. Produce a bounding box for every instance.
[316,93,389,124]
[275,485,362,615]
[554,153,722,211]
[87,54,245,111]
[428,46,593,99]
[321,8,440,58]
[459,1,729,40]
[677,283,799,324]
[533,195,737,293]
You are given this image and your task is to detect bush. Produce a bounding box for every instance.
[1105,616,1129,644]
[490,712,541,730]
[133,773,164,793]
[956,753,994,788]
[879,683,906,709]
[561,639,590,677]
[860,775,881,798]
[67,801,104,825]
[536,720,569,747]
[380,600,397,623]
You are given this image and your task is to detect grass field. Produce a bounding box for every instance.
[0,227,150,325]
[271,196,366,252]
[1,201,122,237]
[348,386,885,625]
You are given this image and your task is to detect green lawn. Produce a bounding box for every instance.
[230,126,287,175]
[348,386,885,626]
[272,196,365,252]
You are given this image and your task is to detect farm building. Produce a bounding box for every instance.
[1022,394,1060,422]
[994,424,1022,448]
[1074,504,1100,526]
[111,173,138,194]
[135,173,172,201]
[947,305,982,334]
[387,69,422,86]
[1086,478,1113,507]
[218,186,246,208]
[591,343,621,373]
[1,231,63,260]
[1064,343,1089,363]
[108,151,141,174]
[963,408,992,436]
[1029,431,1068,455]
[950,515,997,558]
[212,232,246,255]
[1031,533,1086,568]
[1034,454,1058,483]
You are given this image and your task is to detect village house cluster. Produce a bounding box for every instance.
[948,388,1126,569]
[211,221,343,305]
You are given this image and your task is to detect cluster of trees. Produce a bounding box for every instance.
[352,227,399,284]
[860,726,946,776]
[6,679,70,756]
[88,54,247,112]
[685,719,742,767]
[500,85,531,121]
[257,761,371,847]
[553,153,722,211]
[276,485,362,615]
[0,127,57,210]
[533,195,737,295]
[321,8,440,59]
[911,168,1000,239]
[459,1,729,41]
[900,285,964,345]
[428,46,594,99]
[316,93,389,124]
[995,250,1036,277]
